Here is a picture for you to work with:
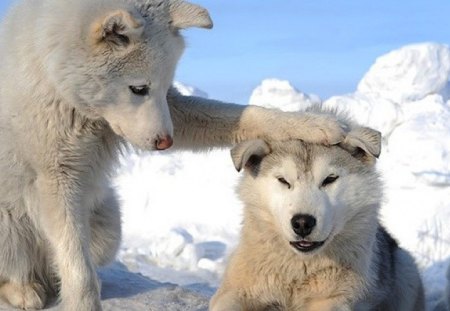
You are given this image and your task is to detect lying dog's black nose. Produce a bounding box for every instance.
[291,214,316,238]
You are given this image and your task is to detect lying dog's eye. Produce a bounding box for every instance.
[321,174,339,187]
[277,177,291,189]
[129,85,150,96]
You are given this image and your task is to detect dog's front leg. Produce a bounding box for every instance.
[167,88,345,150]
[36,175,101,311]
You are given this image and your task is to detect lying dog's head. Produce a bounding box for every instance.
[231,127,382,257]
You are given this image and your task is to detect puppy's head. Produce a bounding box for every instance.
[42,0,212,150]
[231,127,382,257]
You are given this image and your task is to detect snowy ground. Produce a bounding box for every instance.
[3,43,447,310]
[113,42,450,310]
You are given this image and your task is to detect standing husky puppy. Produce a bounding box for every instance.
[210,127,424,310]
[0,0,343,310]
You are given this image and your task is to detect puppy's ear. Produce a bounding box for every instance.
[169,0,213,30]
[91,10,144,49]
[339,127,381,165]
[231,139,271,173]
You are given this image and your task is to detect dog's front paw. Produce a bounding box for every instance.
[0,281,47,310]
[299,113,346,145]
[254,108,346,145]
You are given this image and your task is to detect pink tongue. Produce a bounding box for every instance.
[299,241,313,247]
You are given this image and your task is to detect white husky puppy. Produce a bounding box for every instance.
[210,125,424,311]
[0,0,344,310]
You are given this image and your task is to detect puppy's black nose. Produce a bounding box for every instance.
[291,214,316,238]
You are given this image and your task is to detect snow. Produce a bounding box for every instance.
[3,42,449,310]
[248,78,321,111]
[357,43,450,103]
[172,81,209,98]
[115,42,450,310]
[116,150,240,288]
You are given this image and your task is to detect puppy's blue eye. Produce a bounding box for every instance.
[277,177,291,189]
[129,85,149,96]
[321,175,339,187]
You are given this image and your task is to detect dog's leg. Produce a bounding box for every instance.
[0,208,52,309]
[0,281,46,310]
[89,188,121,267]
[167,88,344,150]
[388,249,425,311]
[36,175,101,311]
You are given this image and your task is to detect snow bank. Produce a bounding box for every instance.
[248,78,321,111]
[173,81,209,98]
[357,43,450,103]
[116,149,240,288]
[98,263,209,311]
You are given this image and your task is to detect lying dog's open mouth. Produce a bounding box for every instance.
[289,240,325,253]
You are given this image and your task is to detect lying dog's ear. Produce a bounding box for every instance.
[91,10,145,49]
[231,139,271,173]
[339,127,381,165]
[169,0,213,30]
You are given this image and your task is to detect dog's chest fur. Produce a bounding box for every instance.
[228,232,365,309]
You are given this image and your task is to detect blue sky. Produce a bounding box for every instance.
[1,1,450,103]
[177,1,450,103]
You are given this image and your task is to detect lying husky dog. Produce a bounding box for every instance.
[210,125,424,311]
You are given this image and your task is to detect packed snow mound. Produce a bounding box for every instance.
[384,95,450,185]
[357,43,450,103]
[0,263,209,311]
[173,81,208,98]
[248,79,321,111]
